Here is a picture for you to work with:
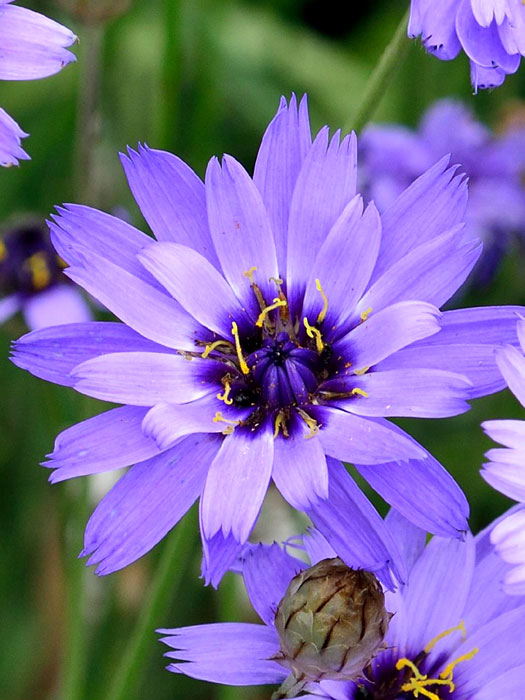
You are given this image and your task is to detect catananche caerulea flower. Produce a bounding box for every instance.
[482,318,525,594]
[10,96,525,585]
[159,509,525,700]
[0,220,91,329]
[408,0,525,90]
[360,99,525,285]
[0,0,76,166]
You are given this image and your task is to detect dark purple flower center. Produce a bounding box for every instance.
[0,222,63,297]
[200,274,364,439]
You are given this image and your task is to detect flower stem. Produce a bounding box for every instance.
[106,512,198,700]
[347,8,410,133]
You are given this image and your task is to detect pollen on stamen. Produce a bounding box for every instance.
[242,266,258,284]
[315,278,329,324]
[213,411,242,435]
[303,317,324,353]
[351,387,369,398]
[217,379,233,405]
[231,321,250,375]
[256,298,288,328]
[360,307,372,322]
[354,366,370,376]
[273,411,289,438]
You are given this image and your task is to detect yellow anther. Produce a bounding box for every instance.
[439,648,479,682]
[217,380,233,405]
[273,411,289,439]
[396,658,426,681]
[360,307,373,322]
[269,276,284,287]
[0,240,7,261]
[424,621,466,653]
[303,317,324,353]
[213,411,242,435]
[351,387,369,398]
[231,322,250,375]
[353,366,370,376]
[202,340,234,359]
[256,298,288,328]
[315,279,329,324]
[25,252,51,290]
[296,408,320,439]
[243,266,258,284]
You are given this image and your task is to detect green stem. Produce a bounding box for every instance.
[59,479,90,700]
[158,0,184,151]
[347,8,410,133]
[106,513,198,700]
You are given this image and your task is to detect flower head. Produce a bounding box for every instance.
[11,96,525,584]
[482,318,525,593]
[0,0,76,165]
[0,220,91,329]
[408,0,525,90]
[360,99,525,285]
[159,510,525,700]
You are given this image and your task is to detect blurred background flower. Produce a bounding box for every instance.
[0,2,524,700]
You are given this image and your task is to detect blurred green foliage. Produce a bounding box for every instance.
[0,1,524,699]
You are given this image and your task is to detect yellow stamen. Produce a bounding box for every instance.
[424,621,466,653]
[0,240,7,261]
[353,366,370,376]
[217,379,233,405]
[303,317,324,353]
[25,252,51,290]
[396,622,478,700]
[273,411,289,438]
[351,387,369,398]
[231,322,250,375]
[360,307,372,322]
[296,408,320,439]
[315,279,329,324]
[439,648,479,681]
[201,340,234,359]
[213,411,242,435]
[256,298,288,328]
[243,266,258,284]
[269,276,283,287]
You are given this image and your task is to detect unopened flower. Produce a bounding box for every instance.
[11,96,525,584]
[409,0,525,90]
[273,558,389,697]
[159,510,525,700]
[0,220,91,329]
[0,0,76,166]
[361,99,525,285]
[482,318,525,593]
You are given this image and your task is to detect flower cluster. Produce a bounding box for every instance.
[360,99,525,285]
[11,96,525,588]
[408,0,525,90]
[0,0,76,166]
[159,509,525,700]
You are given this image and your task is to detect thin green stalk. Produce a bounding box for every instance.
[106,512,198,700]
[158,0,184,151]
[59,479,90,700]
[346,8,410,133]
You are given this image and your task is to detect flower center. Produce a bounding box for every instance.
[356,621,479,700]
[199,267,369,439]
[0,223,63,296]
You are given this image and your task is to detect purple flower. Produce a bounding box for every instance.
[159,509,525,699]
[11,96,525,584]
[0,0,76,166]
[0,220,91,329]
[360,99,525,285]
[482,318,525,593]
[408,0,525,90]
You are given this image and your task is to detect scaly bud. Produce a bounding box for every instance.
[272,558,390,698]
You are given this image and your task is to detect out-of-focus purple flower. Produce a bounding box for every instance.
[482,318,525,593]
[408,0,525,90]
[0,0,76,166]
[0,220,91,329]
[360,99,525,286]
[10,96,525,585]
[159,509,525,699]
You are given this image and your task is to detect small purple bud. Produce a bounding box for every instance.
[273,558,390,698]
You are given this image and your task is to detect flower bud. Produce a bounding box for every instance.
[273,558,389,697]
